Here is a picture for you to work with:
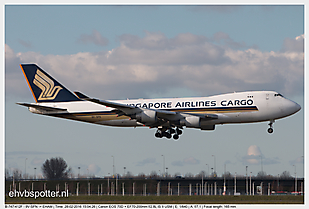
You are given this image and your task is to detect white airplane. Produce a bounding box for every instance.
[17,64,301,140]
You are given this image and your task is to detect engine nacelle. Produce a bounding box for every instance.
[200,124,215,130]
[200,119,216,130]
[180,116,215,130]
[180,116,200,128]
[135,110,157,124]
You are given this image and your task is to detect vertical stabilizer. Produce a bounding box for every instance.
[20,64,80,103]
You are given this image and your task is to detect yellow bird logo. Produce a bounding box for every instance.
[33,69,62,101]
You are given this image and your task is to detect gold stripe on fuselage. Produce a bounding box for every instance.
[56,112,127,123]
[55,106,258,123]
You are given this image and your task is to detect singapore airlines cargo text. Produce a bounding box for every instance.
[8,190,68,199]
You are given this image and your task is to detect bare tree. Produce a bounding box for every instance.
[257,171,267,178]
[197,170,206,178]
[150,170,158,178]
[41,157,72,180]
[222,171,232,179]
[137,172,145,179]
[184,172,194,178]
[280,171,292,179]
[126,171,133,178]
[174,172,181,177]
[12,169,22,180]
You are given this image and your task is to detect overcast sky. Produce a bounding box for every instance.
[4,4,305,179]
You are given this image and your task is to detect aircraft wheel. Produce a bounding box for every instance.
[267,128,274,134]
[155,132,162,138]
[166,133,172,139]
[173,134,179,140]
[176,129,182,135]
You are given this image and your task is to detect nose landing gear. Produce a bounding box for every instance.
[267,120,275,134]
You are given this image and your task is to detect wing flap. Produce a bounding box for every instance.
[186,113,218,120]
[154,108,177,115]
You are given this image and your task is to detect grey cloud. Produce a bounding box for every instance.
[88,164,101,175]
[240,154,263,165]
[113,32,230,66]
[171,33,209,46]
[118,31,209,50]
[171,161,184,167]
[281,35,304,52]
[238,147,280,166]
[262,157,280,165]
[212,32,247,49]
[31,157,45,166]
[289,156,304,166]
[213,32,230,42]
[223,160,236,165]
[136,157,156,166]
[5,45,28,99]
[18,39,32,48]
[6,151,63,168]
[5,32,304,101]
[172,157,200,167]
[77,30,109,46]
[183,157,200,165]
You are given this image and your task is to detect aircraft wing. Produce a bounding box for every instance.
[88,98,135,110]
[74,91,218,127]
[75,91,177,116]
[74,91,141,117]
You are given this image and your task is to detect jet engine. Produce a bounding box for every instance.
[135,110,157,124]
[180,116,200,128]
[180,116,215,130]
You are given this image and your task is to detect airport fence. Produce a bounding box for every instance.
[5,177,304,197]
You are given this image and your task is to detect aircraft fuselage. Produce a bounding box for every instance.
[28,91,300,127]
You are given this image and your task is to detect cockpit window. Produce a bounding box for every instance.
[274,93,283,97]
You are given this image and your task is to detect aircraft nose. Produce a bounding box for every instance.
[286,100,301,115]
[294,102,301,113]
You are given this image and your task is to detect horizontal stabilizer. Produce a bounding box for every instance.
[16,103,67,112]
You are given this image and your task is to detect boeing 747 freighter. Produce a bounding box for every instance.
[17,64,301,140]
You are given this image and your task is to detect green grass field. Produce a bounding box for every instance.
[5,195,304,204]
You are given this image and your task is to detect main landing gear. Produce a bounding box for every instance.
[267,120,275,134]
[155,128,183,140]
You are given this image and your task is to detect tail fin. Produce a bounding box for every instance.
[20,63,80,103]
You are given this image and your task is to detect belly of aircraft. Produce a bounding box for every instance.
[54,106,261,127]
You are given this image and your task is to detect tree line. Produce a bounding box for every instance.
[5,157,297,180]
